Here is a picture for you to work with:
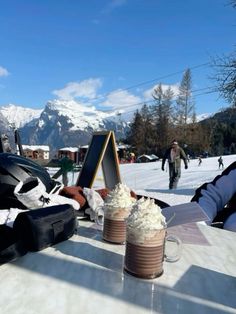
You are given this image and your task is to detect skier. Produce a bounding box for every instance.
[161,140,188,189]
[59,156,75,186]
[218,156,224,169]
[198,157,202,166]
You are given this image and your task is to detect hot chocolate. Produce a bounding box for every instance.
[102,183,136,244]
[124,197,167,278]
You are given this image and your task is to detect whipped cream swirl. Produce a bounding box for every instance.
[127,197,166,230]
[126,197,166,244]
[104,183,136,219]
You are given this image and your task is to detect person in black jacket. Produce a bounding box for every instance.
[161,140,188,189]
[218,156,224,169]
[191,161,236,232]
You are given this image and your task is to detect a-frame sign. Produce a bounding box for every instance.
[76,131,121,189]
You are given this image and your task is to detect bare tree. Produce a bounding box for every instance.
[211,1,236,106]
[212,53,236,107]
[229,0,236,8]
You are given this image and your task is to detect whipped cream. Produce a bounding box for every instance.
[104,183,136,219]
[126,197,166,244]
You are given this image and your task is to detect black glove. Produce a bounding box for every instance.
[185,165,188,169]
[161,165,165,171]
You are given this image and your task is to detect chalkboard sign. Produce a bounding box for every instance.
[76,131,121,189]
[102,131,121,189]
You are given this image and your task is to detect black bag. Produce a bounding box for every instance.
[0,224,27,265]
[13,204,77,252]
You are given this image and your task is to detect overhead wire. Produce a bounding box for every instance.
[119,88,219,117]
[87,61,211,104]
[108,85,219,116]
[112,62,211,93]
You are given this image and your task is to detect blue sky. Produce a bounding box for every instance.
[0,0,235,116]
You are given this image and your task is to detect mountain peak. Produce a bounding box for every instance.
[47,99,95,112]
[1,104,43,128]
[45,99,115,131]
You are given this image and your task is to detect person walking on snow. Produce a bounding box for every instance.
[161,140,188,189]
[218,156,224,169]
[198,157,202,166]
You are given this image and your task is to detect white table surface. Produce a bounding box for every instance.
[0,220,236,314]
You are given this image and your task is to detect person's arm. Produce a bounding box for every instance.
[180,148,188,169]
[161,150,168,170]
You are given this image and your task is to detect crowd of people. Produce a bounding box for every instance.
[118,150,136,163]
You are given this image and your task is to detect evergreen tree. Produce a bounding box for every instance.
[127,110,144,155]
[140,104,155,154]
[152,84,174,155]
[127,105,154,155]
[176,69,195,125]
[210,122,225,155]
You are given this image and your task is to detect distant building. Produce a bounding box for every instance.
[58,147,79,163]
[136,154,159,163]
[78,145,88,162]
[20,145,50,160]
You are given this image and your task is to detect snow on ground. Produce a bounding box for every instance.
[61,154,236,207]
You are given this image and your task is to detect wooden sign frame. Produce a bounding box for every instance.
[76,131,121,189]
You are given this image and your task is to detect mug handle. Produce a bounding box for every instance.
[94,206,104,226]
[164,234,182,262]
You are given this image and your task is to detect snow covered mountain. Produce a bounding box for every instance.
[0,110,12,135]
[42,99,114,131]
[15,99,130,153]
[196,113,212,122]
[0,100,213,155]
[0,104,43,128]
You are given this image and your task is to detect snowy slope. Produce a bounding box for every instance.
[63,154,236,207]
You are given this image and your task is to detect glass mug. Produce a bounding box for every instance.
[95,205,132,244]
[124,227,182,279]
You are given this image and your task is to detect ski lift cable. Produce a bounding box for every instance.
[87,62,211,104]
[117,87,219,116]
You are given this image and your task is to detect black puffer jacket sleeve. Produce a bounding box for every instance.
[191,162,236,231]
